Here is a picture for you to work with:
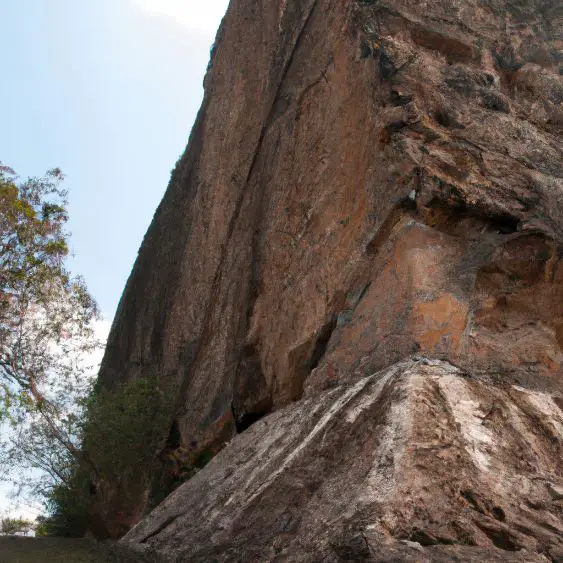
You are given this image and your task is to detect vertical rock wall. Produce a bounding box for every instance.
[91,0,563,540]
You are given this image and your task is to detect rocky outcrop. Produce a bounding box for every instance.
[90,0,563,556]
[122,359,563,561]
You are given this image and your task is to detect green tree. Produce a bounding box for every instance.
[0,164,173,537]
[0,163,100,530]
[34,515,50,537]
[0,516,33,535]
[0,164,99,418]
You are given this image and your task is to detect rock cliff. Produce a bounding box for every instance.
[91,0,562,559]
[123,359,563,561]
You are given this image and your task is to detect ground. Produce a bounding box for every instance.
[0,537,150,563]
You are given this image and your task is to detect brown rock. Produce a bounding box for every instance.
[121,359,563,561]
[88,0,563,555]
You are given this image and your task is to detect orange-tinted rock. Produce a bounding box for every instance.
[89,0,563,549]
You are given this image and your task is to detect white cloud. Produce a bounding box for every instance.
[133,0,229,35]
[91,319,112,367]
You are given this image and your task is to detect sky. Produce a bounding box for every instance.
[1,0,229,321]
[0,0,229,520]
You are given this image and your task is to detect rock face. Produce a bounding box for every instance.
[122,359,563,562]
[90,0,563,557]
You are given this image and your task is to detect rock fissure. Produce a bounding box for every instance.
[138,515,179,545]
[173,0,323,443]
[87,0,563,558]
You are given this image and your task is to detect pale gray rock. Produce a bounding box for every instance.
[121,359,563,561]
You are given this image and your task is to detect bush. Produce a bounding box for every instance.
[40,470,91,537]
[82,376,173,481]
[38,375,174,537]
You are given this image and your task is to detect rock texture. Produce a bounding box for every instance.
[122,359,563,562]
[90,0,563,557]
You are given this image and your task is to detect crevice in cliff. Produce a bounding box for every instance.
[288,317,338,401]
[232,345,273,434]
[228,0,325,414]
[175,0,321,418]
[309,318,338,372]
[461,490,506,522]
[139,515,179,544]
[386,166,524,239]
[231,392,272,434]
[421,196,520,235]
[164,420,182,451]
[294,56,332,122]
[474,521,520,551]
[405,528,455,547]
[365,201,411,257]
[231,403,269,434]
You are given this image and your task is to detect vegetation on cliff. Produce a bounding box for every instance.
[0,165,176,536]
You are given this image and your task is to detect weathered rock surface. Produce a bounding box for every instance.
[122,359,563,561]
[89,0,563,556]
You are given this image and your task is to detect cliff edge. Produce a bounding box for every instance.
[89,0,562,559]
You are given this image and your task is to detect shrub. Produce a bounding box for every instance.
[38,375,174,537]
[82,375,173,481]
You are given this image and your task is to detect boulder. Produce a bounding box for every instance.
[122,359,563,561]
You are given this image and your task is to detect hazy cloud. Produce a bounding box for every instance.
[133,0,228,36]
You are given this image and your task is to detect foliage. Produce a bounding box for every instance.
[38,467,91,537]
[29,375,173,537]
[0,163,100,534]
[0,516,33,535]
[0,164,99,422]
[0,164,173,537]
[82,375,173,481]
[33,515,50,537]
[1,403,88,503]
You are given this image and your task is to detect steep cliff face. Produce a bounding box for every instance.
[91,0,563,555]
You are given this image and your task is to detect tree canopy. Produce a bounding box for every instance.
[0,164,99,420]
[0,164,100,529]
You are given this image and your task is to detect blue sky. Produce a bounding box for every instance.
[1,0,228,321]
[0,0,229,520]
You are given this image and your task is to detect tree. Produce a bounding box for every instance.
[0,164,99,419]
[0,516,33,536]
[0,163,100,528]
[0,166,173,537]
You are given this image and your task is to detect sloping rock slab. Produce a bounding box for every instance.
[122,359,563,562]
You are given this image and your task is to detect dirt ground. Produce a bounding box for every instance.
[0,537,153,563]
